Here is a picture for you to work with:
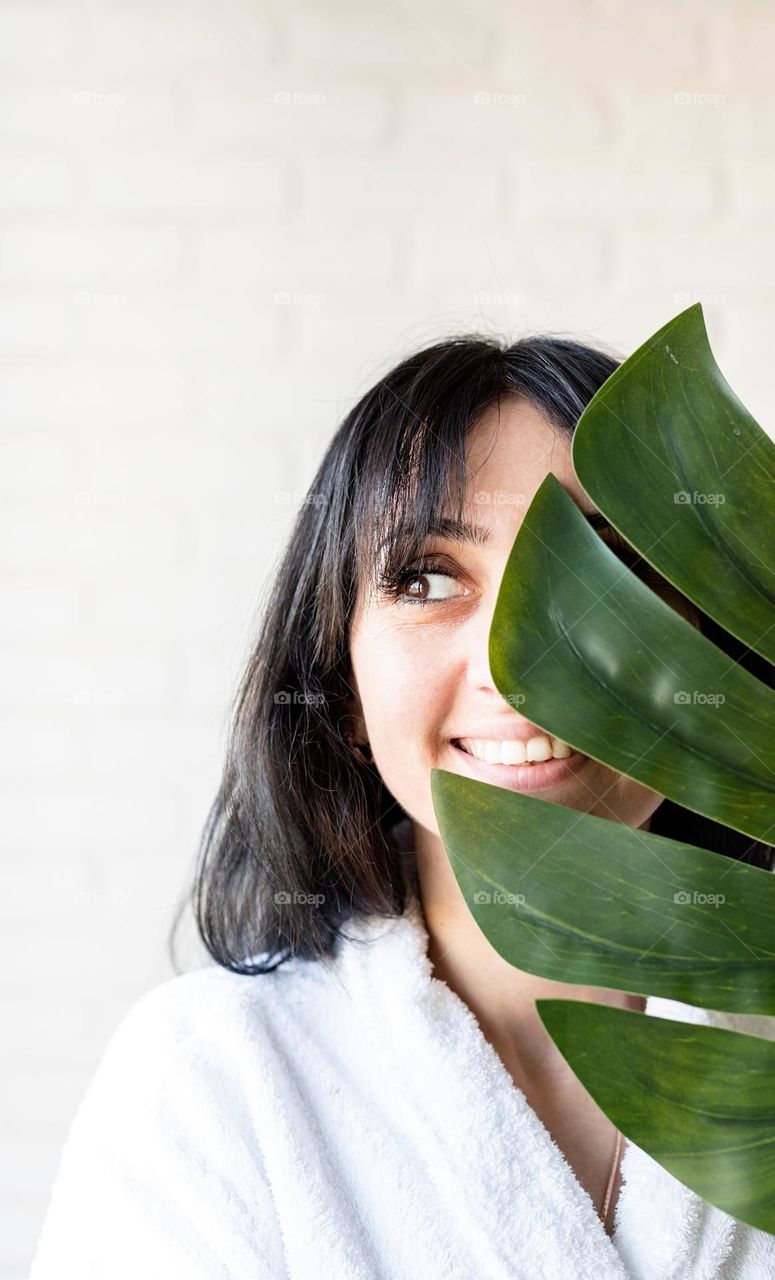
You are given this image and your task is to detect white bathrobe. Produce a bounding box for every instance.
[28,856,775,1280]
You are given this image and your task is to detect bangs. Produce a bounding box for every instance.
[361,416,472,596]
[349,339,509,602]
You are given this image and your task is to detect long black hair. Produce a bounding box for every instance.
[169,332,775,976]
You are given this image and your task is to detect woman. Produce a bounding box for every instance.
[29,334,775,1279]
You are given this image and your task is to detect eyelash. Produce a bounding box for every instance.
[381,535,661,610]
[384,559,463,608]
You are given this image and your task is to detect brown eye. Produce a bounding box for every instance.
[397,566,466,605]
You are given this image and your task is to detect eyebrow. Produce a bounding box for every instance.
[379,516,491,552]
[422,516,493,547]
[381,510,613,552]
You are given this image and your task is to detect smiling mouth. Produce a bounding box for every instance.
[450,734,575,766]
[448,737,587,791]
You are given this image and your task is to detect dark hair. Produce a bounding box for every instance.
[169,332,775,976]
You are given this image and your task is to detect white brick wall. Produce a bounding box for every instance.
[3,2,775,1274]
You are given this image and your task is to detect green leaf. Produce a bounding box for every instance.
[488,472,775,844]
[431,768,775,1015]
[534,999,775,1235]
[433,303,775,1234]
[572,303,775,666]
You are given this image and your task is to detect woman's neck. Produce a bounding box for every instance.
[413,822,647,1079]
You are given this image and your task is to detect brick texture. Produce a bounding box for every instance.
[3,2,775,1276]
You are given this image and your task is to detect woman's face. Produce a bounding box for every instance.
[347,396,697,847]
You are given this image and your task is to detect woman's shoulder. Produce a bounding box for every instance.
[29,961,325,1278]
[106,896,429,1073]
[30,936,396,1278]
[120,950,315,1029]
[104,951,334,1072]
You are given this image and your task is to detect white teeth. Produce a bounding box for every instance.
[502,740,526,765]
[457,734,573,764]
[526,736,553,762]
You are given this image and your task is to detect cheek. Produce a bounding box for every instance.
[353,620,453,757]
[356,626,452,833]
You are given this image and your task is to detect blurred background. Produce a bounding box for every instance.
[3,0,775,1273]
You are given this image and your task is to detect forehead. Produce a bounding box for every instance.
[463,397,595,518]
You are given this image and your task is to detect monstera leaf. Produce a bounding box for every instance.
[430,304,775,1235]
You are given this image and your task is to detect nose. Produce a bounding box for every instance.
[463,599,501,695]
